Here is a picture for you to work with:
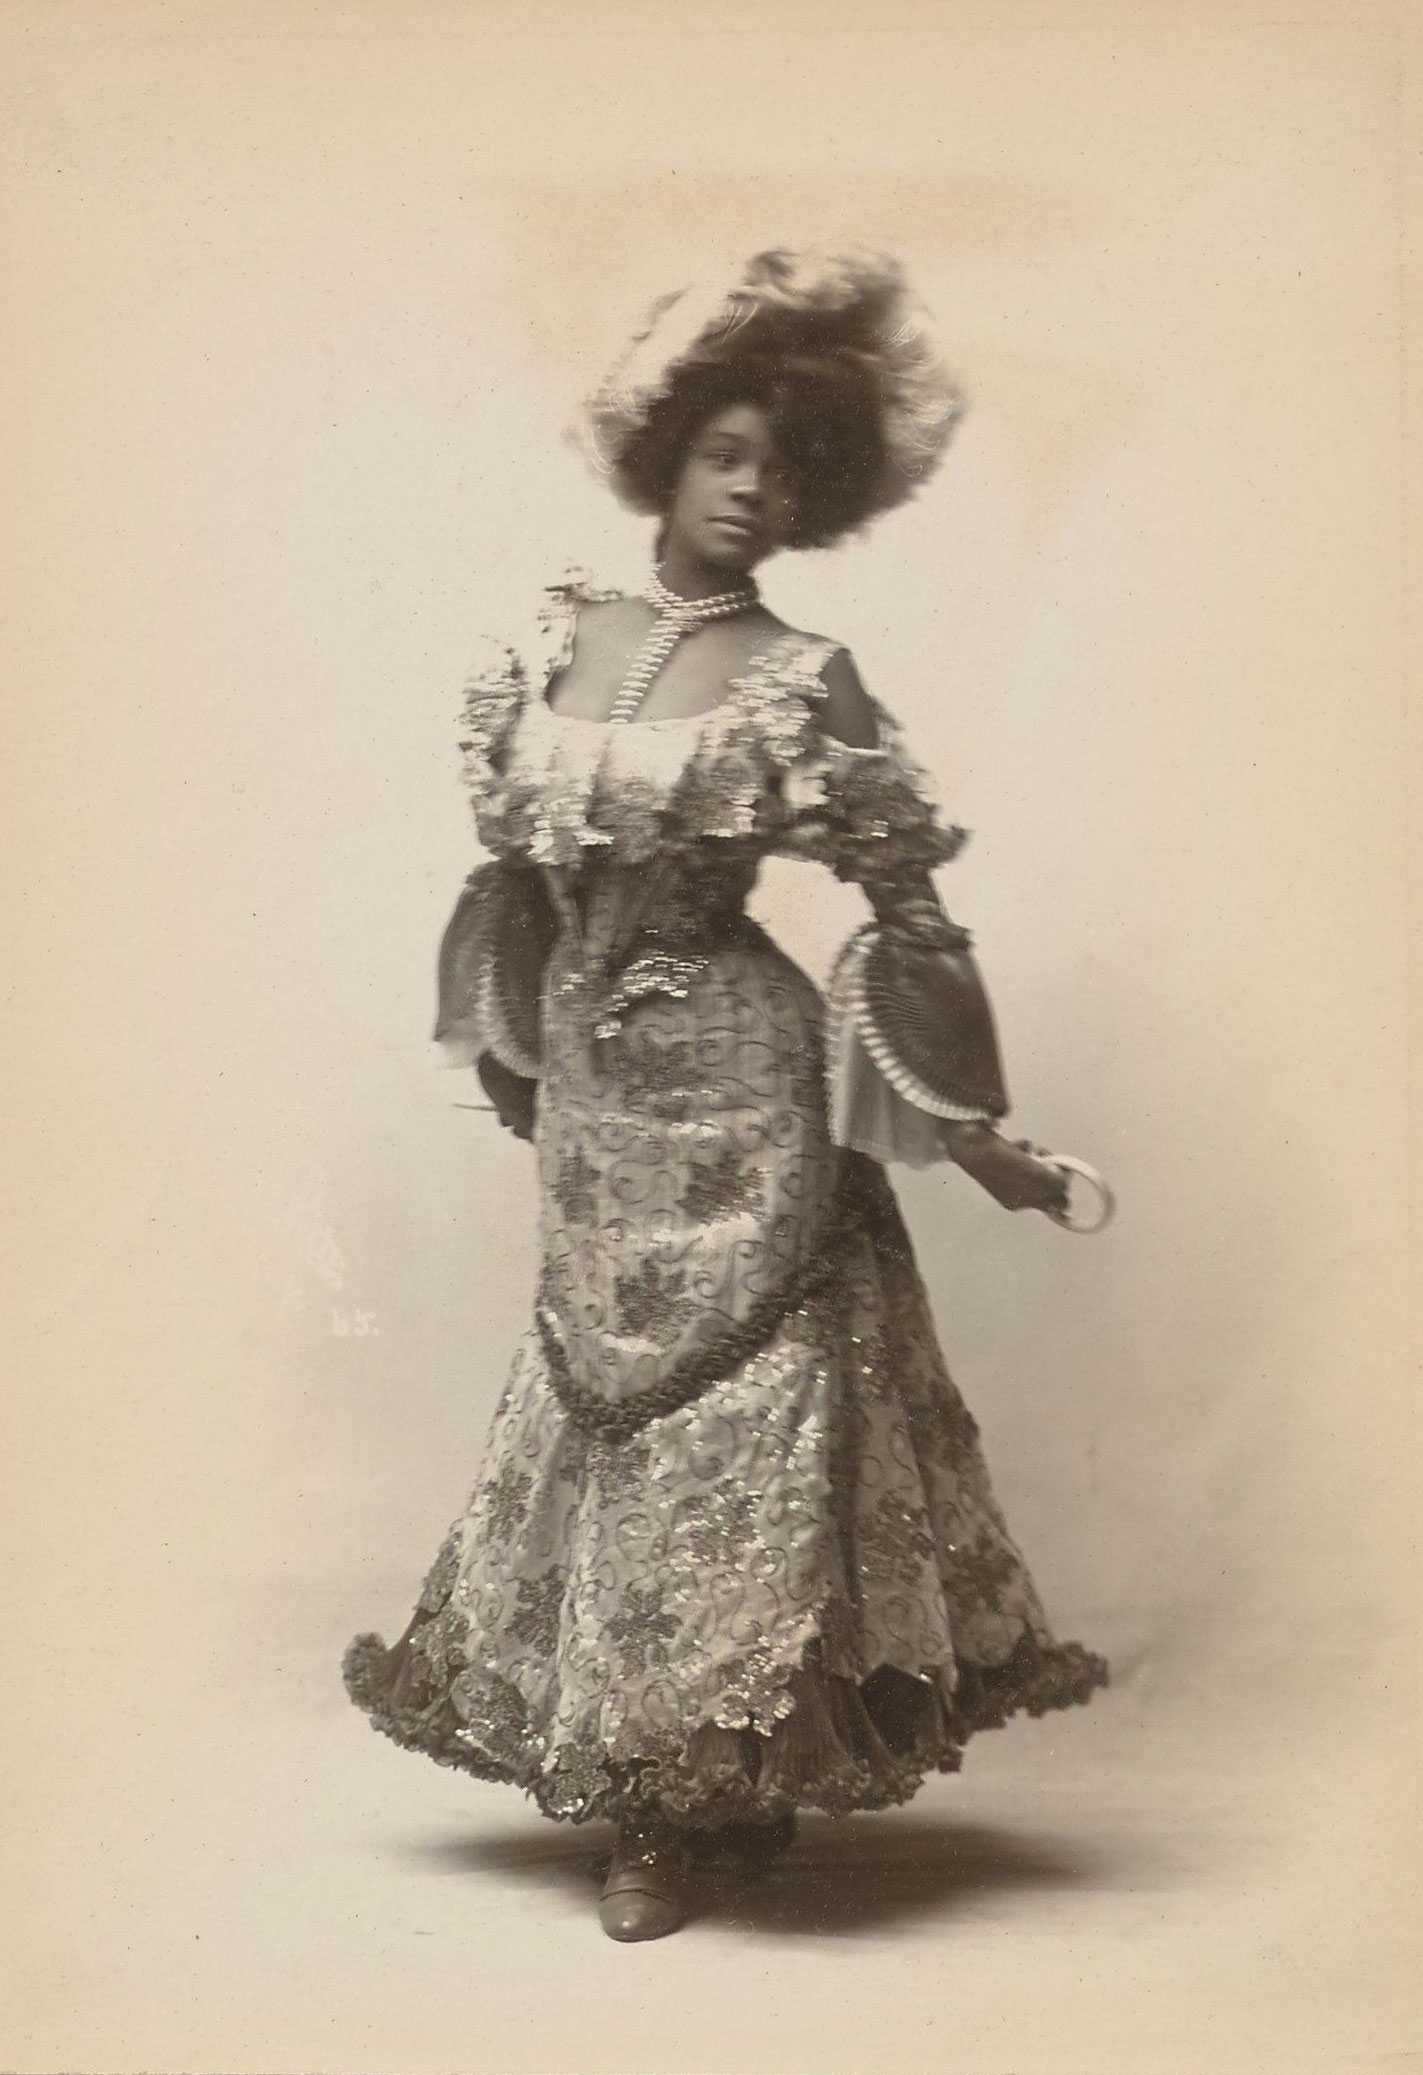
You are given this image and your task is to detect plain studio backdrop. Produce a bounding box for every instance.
[1,4,1418,2072]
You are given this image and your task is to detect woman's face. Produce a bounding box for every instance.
[663,401,795,574]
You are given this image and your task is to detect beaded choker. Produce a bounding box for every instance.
[604,567,760,725]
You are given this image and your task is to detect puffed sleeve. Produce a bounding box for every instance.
[433,590,577,1134]
[772,699,1012,1168]
[455,630,527,850]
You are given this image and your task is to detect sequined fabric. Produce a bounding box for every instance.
[344,572,1107,1826]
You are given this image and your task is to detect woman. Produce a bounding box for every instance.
[344,248,1110,1942]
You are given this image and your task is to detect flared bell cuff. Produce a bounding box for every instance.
[824,924,1010,1167]
[431,859,555,1081]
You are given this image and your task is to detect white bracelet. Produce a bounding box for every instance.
[1037,1153,1116,1235]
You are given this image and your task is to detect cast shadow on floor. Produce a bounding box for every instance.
[403,1811,1143,1938]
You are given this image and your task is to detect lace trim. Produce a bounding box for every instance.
[342,1626,1109,1828]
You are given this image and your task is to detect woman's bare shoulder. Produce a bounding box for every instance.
[564,593,648,646]
[571,592,639,622]
[543,563,633,617]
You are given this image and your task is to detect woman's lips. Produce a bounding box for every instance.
[711,516,760,542]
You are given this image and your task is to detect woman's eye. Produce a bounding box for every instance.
[698,447,789,485]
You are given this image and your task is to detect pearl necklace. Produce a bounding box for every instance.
[604,567,760,726]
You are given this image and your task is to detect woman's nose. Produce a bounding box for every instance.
[730,462,766,504]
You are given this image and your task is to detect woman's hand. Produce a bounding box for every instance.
[939,1121,1071,1216]
[476,1053,538,1143]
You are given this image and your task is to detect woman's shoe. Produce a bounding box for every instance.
[598,1817,691,1942]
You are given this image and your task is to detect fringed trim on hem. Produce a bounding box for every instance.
[341,1629,1108,1829]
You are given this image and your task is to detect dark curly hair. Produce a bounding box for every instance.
[614,349,888,552]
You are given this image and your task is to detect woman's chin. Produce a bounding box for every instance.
[707,539,771,577]
[661,525,775,581]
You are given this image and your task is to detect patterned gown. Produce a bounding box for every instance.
[343,570,1108,1829]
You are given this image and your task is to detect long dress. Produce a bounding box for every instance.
[342,569,1108,1829]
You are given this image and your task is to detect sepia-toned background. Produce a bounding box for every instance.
[2,2,1417,2070]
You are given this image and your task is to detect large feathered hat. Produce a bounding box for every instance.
[573,245,965,525]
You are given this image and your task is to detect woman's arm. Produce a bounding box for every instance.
[814,649,1068,1215]
[819,646,880,748]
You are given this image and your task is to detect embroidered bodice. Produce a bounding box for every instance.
[437,569,1012,1164]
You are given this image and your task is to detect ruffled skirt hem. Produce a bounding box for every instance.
[342,1625,1108,1829]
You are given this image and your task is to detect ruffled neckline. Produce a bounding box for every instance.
[454,569,965,875]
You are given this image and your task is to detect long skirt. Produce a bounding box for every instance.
[343,915,1107,1828]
